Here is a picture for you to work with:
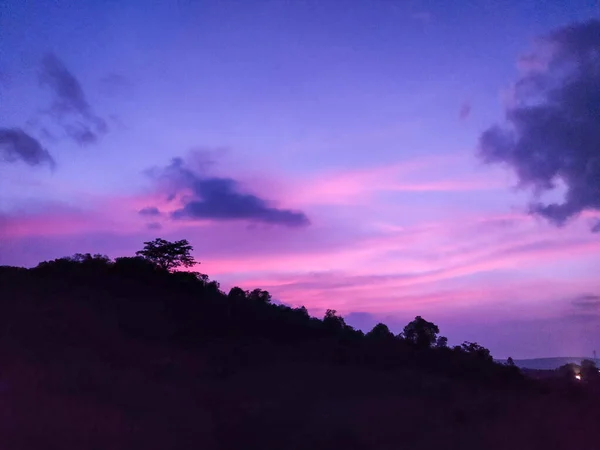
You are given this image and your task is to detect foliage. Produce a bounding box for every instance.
[581,359,599,381]
[1,239,526,390]
[366,323,394,341]
[436,336,448,348]
[248,288,272,304]
[556,363,580,381]
[135,238,196,271]
[459,341,493,362]
[323,309,347,332]
[402,316,440,348]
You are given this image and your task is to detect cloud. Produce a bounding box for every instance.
[479,20,600,231]
[39,53,107,145]
[147,222,162,230]
[149,155,310,227]
[0,128,55,168]
[138,206,161,217]
[459,101,471,120]
[572,294,600,310]
[284,154,502,207]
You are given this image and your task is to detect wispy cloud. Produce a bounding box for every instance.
[285,154,502,206]
[39,53,107,145]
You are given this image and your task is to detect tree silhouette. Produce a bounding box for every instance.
[323,309,347,333]
[581,359,599,381]
[366,323,394,341]
[460,341,492,362]
[248,288,272,304]
[70,253,111,264]
[402,316,439,348]
[557,363,580,380]
[436,336,448,348]
[136,238,196,271]
[506,356,515,367]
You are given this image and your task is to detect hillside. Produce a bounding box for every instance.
[511,358,600,370]
[0,252,599,449]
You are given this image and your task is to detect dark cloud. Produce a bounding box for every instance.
[171,177,310,226]
[39,53,107,145]
[478,20,600,231]
[0,128,55,168]
[459,101,471,120]
[138,207,161,217]
[149,156,310,227]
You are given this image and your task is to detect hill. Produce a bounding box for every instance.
[0,249,599,449]
[510,357,600,370]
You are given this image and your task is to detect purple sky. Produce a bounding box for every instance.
[1,0,599,358]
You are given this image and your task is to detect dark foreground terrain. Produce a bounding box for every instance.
[0,255,598,450]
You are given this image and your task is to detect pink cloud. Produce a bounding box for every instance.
[0,187,225,241]
[218,213,600,315]
[277,154,504,207]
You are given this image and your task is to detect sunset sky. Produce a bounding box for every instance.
[1,0,599,358]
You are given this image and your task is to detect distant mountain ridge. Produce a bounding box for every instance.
[498,357,600,370]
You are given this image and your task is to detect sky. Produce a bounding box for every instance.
[1,0,599,358]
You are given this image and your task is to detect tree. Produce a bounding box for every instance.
[460,341,492,362]
[113,256,161,278]
[135,238,196,271]
[366,323,394,341]
[436,336,448,348]
[228,287,248,300]
[35,253,112,271]
[323,309,347,332]
[248,288,272,304]
[581,359,599,381]
[506,356,515,367]
[557,363,580,380]
[295,306,310,319]
[69,253,111,264]
[402,316,440,348]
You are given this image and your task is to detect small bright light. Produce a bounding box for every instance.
[575,374,582,381]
